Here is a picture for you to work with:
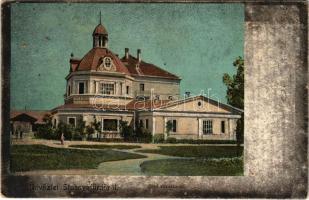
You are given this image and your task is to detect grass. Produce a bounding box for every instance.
[140,157,243,176]
[69,144,141,150]
[137,145,243,158]
[10,145,146,172]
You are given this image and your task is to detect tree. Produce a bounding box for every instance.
[223,56,244,148]
[74,119,86,140]
[165,120,173,140]
[42,113,53,127]
[85,125,95,139]
[119,120,134,141]
[91,117,101,140]
[56,121,73,140]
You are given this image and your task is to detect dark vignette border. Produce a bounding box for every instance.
[1,1,308,198]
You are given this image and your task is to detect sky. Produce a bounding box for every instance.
[11,3,244,110]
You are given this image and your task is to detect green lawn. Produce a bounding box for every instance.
[10,145,146,172]
[137,145,243,158]
[140,157,243,176]
[138,145,243,176]
[69,144,141,150]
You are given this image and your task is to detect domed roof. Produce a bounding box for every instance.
[76,48,130,75]
[93,23,108,35]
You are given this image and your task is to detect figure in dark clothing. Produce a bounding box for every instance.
[19,131,23,139]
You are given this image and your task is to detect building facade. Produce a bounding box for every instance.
[51,19,243,140]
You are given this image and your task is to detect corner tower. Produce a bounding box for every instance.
[93,12,108,48]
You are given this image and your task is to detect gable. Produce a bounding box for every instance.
[158,96,241,114]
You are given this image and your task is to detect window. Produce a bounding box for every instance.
[221,121,225,133]
[68,117,76,127]
[198,101,202,107]
[78,82,85,94]
[103,119,117,131]
[203,120,212,134]
[140,83,145,92]
[139,120,144,128]
[103,57,112,69]
[126,86,129,95]
[101,83,115,95]
[145,119,149,129]
[155,95,160,100]
[68,85,71,96]
[172,120,177,132]
[168,96,173,100]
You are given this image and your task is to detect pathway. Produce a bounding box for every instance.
[96,149,179,175]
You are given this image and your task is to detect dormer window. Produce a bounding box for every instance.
[103,57,112,69]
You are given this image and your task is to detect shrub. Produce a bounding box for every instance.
[141,129,152,143]
[75,119,86,139]
[35,125,55,139]
[165,137,177,144]
[119,120,134,140]
[135,127,152,143]
[56,122,73,140]
[165,120,173,137]
[72,132,82,141]
[153,134,164,143]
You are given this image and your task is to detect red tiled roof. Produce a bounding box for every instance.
[126,99,171,110]
[93,23,108,35]
[52,100,172,112]
[76,48,130,75]
[52,104,129,112]
[70,58,80,72]
[121,55,181,80]
[10,111,50,124]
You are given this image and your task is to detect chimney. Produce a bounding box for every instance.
[137,49,141,62]
[125,48,129,59]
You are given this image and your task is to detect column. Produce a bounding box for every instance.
[198,118,203,139]
[89,80,93,94]
[152,117,156,136]
[96,81,99,94]
[163,117,167,140]
[115,82,118,95]
[227,118,232,139]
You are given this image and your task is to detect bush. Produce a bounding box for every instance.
[119,120,134,140]
[56,122,73,140]
[35,125,55,140]
[87,138,125,142]
[72,132,83,141]
[165,137,177,144]
[135,127,152,143]
[153,134,164,143]
[174,139,237,144]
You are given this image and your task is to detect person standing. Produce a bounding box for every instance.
[60,133,65,145]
